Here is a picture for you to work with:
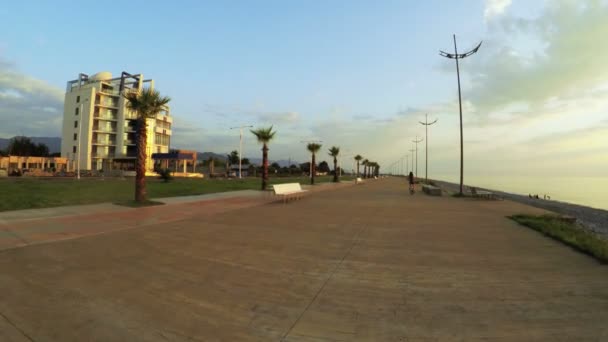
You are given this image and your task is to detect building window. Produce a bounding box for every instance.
[76,96,80,103]
[73,133,77,141]
[74,120,78,128]
[75,107,79,115]
[73,146,77,153]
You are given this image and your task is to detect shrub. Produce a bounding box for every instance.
[157,168,173,183]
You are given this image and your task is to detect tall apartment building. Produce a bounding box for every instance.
[61,71,172,171]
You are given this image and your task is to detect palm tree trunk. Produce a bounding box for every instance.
[356,162,360,177]
[311,154,316,185]
[261,144,269,190]
[333,156,338,182]
[135,118,147,202]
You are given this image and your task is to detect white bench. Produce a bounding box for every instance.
[470,187,499,200]
[356,177,364,184]
[272,183,308,203]
[422,184,442,196]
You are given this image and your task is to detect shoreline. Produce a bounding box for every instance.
[430,179,608,239]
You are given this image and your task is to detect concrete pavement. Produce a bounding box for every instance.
[0,178,607,341]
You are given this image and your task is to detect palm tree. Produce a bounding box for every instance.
[306,143,322,185]
[124,88,171,202]
[328,146,340,183]
[250,126,277,190]
[362,159,369,178]
[354,155,363,177]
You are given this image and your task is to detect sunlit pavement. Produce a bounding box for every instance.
[1,178,607,341]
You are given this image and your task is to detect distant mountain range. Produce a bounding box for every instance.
[0,137,61,153]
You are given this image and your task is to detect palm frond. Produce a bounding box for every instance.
[250,126,277,143]
[306,143,322,154]
[328,146,340,157]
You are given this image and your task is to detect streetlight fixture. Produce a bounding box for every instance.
[440,35,482,195]
[230,125,253,179]
[419,113,438,183]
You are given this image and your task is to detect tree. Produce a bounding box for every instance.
[306,143,322,185]
[227,150,239,166]
[124,88,171,202]
[318,161,330,173]
[250,126,276,190]
[299,162,311,173]
[354,155,363,177]
[6,137,50,156]
[328,146,340,182]
[270,162,281,169]
[241,158,250,165]
[362,159,369,178]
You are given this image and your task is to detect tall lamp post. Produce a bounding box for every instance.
[419,113,438,183]
[412,136,423,178]
[440,35,482,195]
[408,148,415,175]
[230,125,253,179]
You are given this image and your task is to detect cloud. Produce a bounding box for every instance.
[469,1,608,115]
[484,0,512,21]
[0,56,64,138]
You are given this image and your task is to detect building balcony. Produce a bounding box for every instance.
[98,88,120,96]
[91,152,115,158]
[155,126,172,135]
[93,126,117,133]
[94,113,118,121]
[94,100,118,108]
[92,139,116,146]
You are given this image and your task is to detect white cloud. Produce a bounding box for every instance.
[0,56,64,138]
[484,0,512,21]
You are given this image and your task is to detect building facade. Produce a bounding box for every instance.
[60,71,173,171]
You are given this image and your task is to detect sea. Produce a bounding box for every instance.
[432,175,608,211]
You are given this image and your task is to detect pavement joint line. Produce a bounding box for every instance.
[280,220,367,341]
[0,309,36,342]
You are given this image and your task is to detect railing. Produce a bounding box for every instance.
[95,114,118,121]
[93,139,116,145]
[95,100,118,108]
[91,152,114,158]
[93,126,117,132]
[98,88,120,96]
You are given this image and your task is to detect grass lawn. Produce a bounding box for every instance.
[0,175,355,212]
[510,214,608,263]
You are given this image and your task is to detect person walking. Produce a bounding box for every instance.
[408,171,415,194]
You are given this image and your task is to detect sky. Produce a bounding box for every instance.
[0,0,607,180]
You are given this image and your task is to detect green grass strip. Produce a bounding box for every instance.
[509,214,608,264]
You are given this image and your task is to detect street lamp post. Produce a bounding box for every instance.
[409,148,415,176]
[412,136,423,178]
[440,35,482,195]
[230,125,253,179]
[419,113,438,183]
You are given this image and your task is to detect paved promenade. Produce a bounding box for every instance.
[1,178,607,341]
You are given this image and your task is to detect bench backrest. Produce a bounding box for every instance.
[273,183,302,195]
